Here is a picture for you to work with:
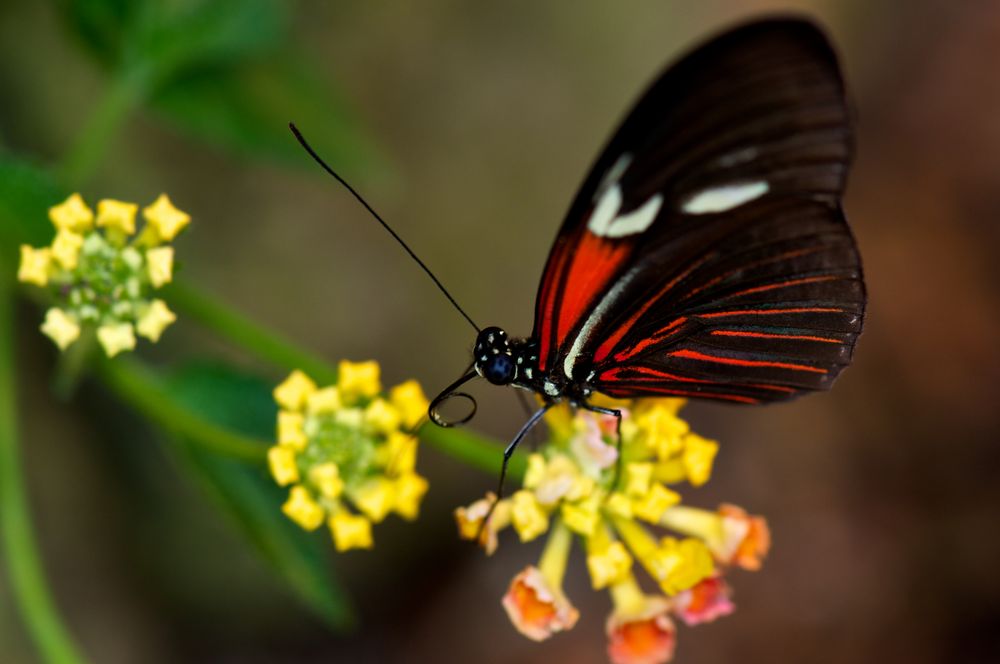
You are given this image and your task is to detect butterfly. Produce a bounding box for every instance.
[424,17,866,484]
[291,16,865,494]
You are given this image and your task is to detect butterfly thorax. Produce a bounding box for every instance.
[473,326,592,403]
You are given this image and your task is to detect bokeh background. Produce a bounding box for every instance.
[2,1,1000,662]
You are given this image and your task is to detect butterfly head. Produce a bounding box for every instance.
[474,326,516,385]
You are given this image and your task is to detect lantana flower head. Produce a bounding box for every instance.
[455,397,770,662]
[268,362,431,552]
[17,193,189,356]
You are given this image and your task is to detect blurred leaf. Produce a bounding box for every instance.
[166,361,356,630]
[56,0,284,79]
[56,0,381,172]
[54,0,134,66]
[153,56,379,170]
[135,0,286,87]
[0,155,63,250]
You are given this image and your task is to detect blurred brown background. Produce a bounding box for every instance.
[2,0,1000,662]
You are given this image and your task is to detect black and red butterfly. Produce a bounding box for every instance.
[292,17,865,490]
[426,17,865,478]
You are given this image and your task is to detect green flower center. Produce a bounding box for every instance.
[301,413,377,488]
[54,233,150,325]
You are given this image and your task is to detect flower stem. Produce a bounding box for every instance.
[96,357,268,462]
[0,276,88,664]
[59,67,148,188]
[165,280,338,384]
[51,328,96,401]
[538,517,573,590]
[417,421,525,480]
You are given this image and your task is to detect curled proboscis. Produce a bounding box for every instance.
[428,368,478,427]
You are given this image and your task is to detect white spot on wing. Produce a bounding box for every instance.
[589,184,623,235]
[681,181,769,215]
[595,155,633,198]
[586,153,663,239]
[588,186,664,239]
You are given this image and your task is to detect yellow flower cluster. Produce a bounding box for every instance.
[268,361,430,552]
[17,193,189,357]
[456,398,770,662]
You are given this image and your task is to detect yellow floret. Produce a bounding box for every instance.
[337,360,381,402]
[586,541,633,589]
[306,386,342,414]
[18,245,51,286]
[682,433,719,487]
[511,490,549,542]
[282,485,325,531]
[329,511,373,551]
[145,246,174,288]
[51,230,84,270]
[277,410,308,450]
[393,473,429,520]
[273,370,317,411]
[142,194,190,242]
[49,193,93,232]
[388,379,429,428]
[268,446,300,486]
[96,322,136,358]
[135,299,176,342]
[39,308,80,350]
[364,398,401,435]
[352,477,395,523]
[632,483,681,524]
[96,199,138,235]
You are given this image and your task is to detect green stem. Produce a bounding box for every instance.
[59,67,148,188]
[165,280,338,384]
[0,276,88,664]
[97,357,268,462]
[418,422,525,480]
[51,328,96,401]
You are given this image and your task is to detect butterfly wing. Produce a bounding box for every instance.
[530,18,864,404]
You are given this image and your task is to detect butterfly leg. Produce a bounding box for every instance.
[476,403,552,543]
[580,403,624,491]
[514,389,543,449]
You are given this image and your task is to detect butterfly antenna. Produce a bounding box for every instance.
[289,123,480,333]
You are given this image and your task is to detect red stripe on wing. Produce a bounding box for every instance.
[699,307,843,319]
[612,317,689,362]
[534,235,574,371]
[709,329,842,343]
[599,364,713,384]
[668,348,829,373]
[592,261,705,364]
[537,231,633,371]
[720,274,840,299]
[677,246,825,303]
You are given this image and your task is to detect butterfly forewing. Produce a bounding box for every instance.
[531,18,864,404]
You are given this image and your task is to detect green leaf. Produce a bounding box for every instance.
[56,0,285,80]
[166,361,355,630]
[0,155,64,251]
[54,0,135,66]
[135,0,286,87]
[152,56,380,172]
[56,0,380,173]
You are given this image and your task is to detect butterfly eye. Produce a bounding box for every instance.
[482,354,516,386]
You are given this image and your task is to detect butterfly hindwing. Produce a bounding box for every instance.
[531,18,864,404]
